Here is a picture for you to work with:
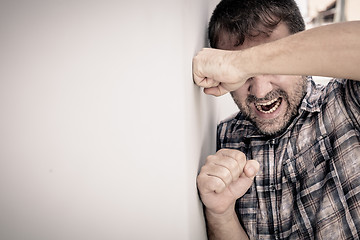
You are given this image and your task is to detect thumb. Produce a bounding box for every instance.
[203,84,230,96]
[243,160,260,179]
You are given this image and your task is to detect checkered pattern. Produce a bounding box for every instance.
[217,78,360,239]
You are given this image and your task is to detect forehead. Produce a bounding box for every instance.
[216,22,291,50]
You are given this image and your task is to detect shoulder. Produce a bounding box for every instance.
[217,111,253,133]
[218,112,240,126]
[216,111,258,146]
[217,112,241,137]
[322,78,360,95]
[322,78,360,105]
[302,78,357,112]
[309,78,360,132]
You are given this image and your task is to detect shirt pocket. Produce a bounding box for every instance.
[281,135,335,238]
[282,134,333,186]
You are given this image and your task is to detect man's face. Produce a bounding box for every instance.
[217,22,307,136]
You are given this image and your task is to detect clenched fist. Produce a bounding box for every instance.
[192,48,252,96]
[197,149,259,215]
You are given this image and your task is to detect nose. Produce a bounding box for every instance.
[247,75,274,99]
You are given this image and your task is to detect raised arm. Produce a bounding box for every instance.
[193,21,360,96]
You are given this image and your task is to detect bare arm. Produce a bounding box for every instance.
[257,21,360,80]
[193,21,360,96]
[205,208,249,240]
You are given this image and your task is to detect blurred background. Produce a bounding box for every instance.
[297,0,360,27]
[296,0,360,85]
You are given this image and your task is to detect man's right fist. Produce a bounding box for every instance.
[197,149,260,215]
[192,48,250,96]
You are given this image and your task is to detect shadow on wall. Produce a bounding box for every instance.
[194,24,218,173]
[184,1,219,236]
[184,0,220,175]
[196,87,217,172]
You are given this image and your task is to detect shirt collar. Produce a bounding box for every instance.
[299,76,325,113]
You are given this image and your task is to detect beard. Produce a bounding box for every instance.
[231,77,307,136]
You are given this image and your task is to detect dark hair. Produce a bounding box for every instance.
[208,0,305,48]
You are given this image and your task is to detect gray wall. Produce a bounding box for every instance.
[0,0,238,239]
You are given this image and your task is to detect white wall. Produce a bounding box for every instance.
[0,0,240,239]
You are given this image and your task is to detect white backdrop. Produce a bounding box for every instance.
[0,0,238,239]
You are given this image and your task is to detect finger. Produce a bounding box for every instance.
[192,72,204,86]
[194,76,220,88]
[197,172,227,194]
[206,154,241,183]
[227,160,259,198]
[216,149,247,172]
[202,77,220,88]
[203,84,229,96]
[192,53,211,86]
[200,161,233,188]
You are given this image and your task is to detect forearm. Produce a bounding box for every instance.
[205,208,248,240]
[243,21,360,80]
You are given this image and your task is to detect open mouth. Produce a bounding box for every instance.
[255,97,282,114]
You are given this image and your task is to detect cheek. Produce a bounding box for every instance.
[231,85,248,101]
[230,90,248,107]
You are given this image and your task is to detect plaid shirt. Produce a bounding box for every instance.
[217,78,360,239]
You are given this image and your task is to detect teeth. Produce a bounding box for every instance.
[255,98,281,114]
[255,98,278,106]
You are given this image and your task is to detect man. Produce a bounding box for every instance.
[193,0,360,239]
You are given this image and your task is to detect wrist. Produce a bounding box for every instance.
[205,205,249,240]
[234,46,259,79]
[205,204,237,224]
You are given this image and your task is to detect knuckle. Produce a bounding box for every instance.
[217,167,232,184]
[196,173,206,189]
[226,157,238,169]
[234,149,245,158]
[199,164,210,176]
[235,151,246,163]
[205,154,217,164]
[217,148,228,154]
